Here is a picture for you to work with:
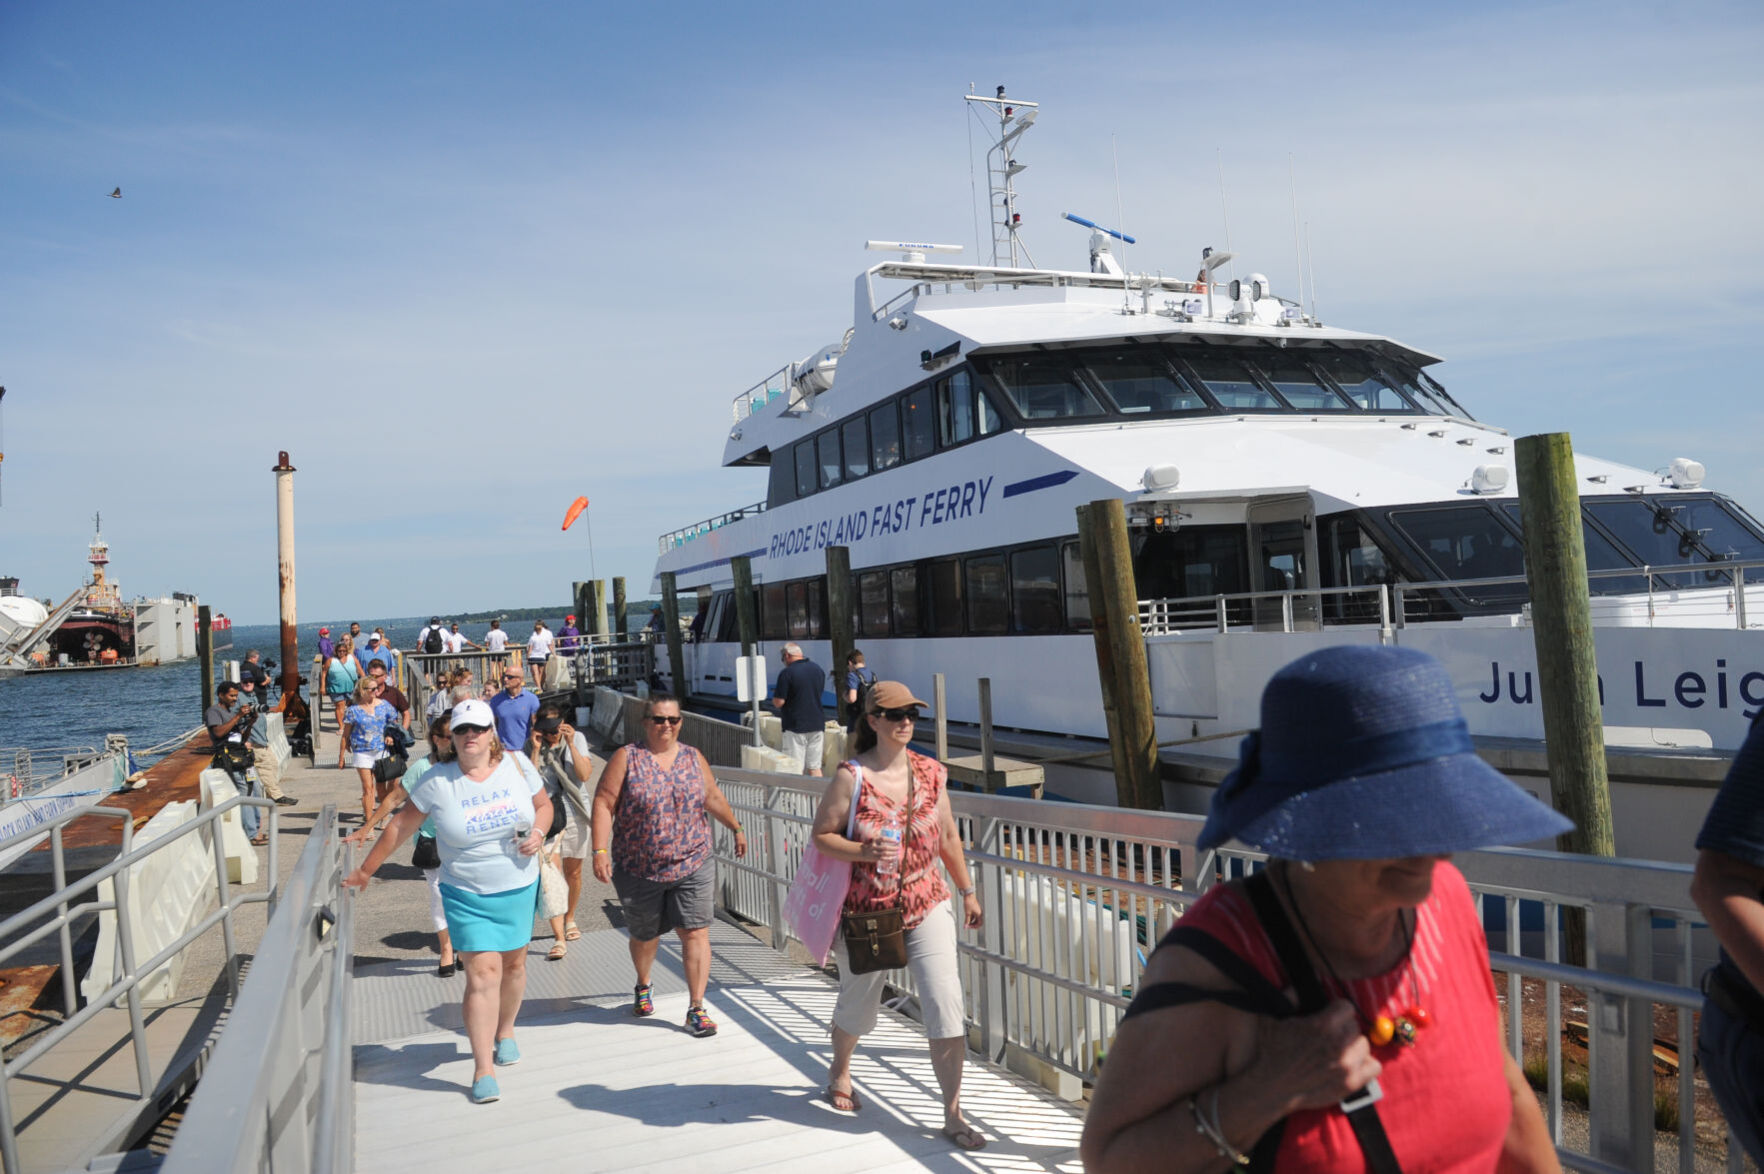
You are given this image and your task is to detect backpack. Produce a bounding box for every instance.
[423,627,444,654]
[851,669,877,719]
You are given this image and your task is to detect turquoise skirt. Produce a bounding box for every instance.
[438,880,539,953]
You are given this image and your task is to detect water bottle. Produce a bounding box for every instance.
[875,813,903,877]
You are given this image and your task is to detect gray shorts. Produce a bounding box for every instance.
[612,858,716,941]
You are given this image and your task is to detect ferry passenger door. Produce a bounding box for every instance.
[1247,498,1319,630]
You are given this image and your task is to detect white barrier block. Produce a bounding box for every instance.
[591,688,624,738]
[758,713,782,751]
[740,744,802,774]
[82,799,216,1006]
[265,713,292,770]
[821,720,849,775]
[200,768,259,884]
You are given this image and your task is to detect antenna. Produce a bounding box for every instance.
[1305,221,1320,322]
[966,83,983,262]
[865,240,963,264]
[964,86,1039,267]
[1215,149,1237,282]
[1289,155,1304,321]
[1062,213,1134,277]
[1111,134,1128,274]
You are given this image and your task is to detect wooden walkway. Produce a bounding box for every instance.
[353,921,1086,1173]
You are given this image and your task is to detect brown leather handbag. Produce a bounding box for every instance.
[840,767,911,975]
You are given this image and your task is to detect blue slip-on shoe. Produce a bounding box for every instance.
[470,1075,500,1104]
[494,1037,520,1066]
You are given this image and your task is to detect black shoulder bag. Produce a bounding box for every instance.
[839,767,912,975]
[1121,868,1403,1174]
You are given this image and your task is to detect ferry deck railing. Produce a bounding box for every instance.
[706,766,1744,1174]
[160,806,353,1174]
[0,793,278,1174]
[658,499,768,554]
[1138,556,1764,637]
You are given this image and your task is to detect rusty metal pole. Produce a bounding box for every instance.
[272,451,300,697]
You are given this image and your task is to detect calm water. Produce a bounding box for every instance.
[0,613,578,757]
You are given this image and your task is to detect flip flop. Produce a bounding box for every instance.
[250,835,269,846]
[825,1086,861,1113]
[942,1123,987,1151]
[547,942,567,961]
[564,922,581,941]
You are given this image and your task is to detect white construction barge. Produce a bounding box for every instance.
[0,691,1751,1173]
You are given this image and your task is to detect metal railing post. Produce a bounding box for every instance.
[1378,586,1394,645]
[767,791,787,953]
[1587,900,1654,1172]
[1281,592,1294,632]
[1215,595,1227,633]
[108,833,155,1099]
[1734,567,1749,630]
[50,825,77,1016]
[977,815,1008,1065]
[209,800,242,998]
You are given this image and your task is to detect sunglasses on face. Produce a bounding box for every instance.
[432,731,453,739]
[453,724,490,737]
[646,715,682,726]
[871,706,920,723]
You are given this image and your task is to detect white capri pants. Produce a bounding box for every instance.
[424,868,448,932]
[832,901,965,1039]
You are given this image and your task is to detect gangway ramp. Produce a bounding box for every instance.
[352,921,1085,1173]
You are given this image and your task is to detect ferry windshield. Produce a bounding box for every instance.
[1585,497,1764,586]
[1083,353,1207,413]
[1310,353,1413,412]
[987,356,1109,419]
[1181,354,1282,410]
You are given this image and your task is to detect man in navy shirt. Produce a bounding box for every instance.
[771,642,827,776]
[489,665,541,751]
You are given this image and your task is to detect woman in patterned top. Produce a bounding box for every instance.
[342,676,398,824]
[809,681,986,1151]
[591,693,746,1037]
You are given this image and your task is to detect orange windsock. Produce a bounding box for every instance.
[561,496,590,531]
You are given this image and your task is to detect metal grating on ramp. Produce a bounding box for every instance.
[352,919,1085,1172]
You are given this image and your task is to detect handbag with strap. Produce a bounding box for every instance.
[411,832,441,870]
[1122,867,1403,1174]
[838,764,912,976]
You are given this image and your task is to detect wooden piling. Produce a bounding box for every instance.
[731,556,757,656]
[1516,433,1616,860]
[933,672,949,763]
[658,572,687,698]
[1076,498,1161,810]
[587,580,608,636]
[197,605,215,716]
[825,546,855,724]
[978,677,995,789]
[612,577,628,639]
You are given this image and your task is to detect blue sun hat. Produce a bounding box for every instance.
[1197,645,1573,858]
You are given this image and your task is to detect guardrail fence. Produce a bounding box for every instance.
[706,765,1744,1174]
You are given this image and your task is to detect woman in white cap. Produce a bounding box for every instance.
[809,680,986,1150]
[346,698,553,1105]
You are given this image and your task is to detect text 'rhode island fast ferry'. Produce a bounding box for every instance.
[650,88,1764,852]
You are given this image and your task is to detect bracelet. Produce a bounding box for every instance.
[593,848,608,855]
[958,886,976,898]
[1189,1086,1249,1166]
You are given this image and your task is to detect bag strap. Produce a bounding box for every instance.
[1244,868,1404,1174]
[844,762,864,839]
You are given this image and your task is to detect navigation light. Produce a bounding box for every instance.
[1668,458,1706,489]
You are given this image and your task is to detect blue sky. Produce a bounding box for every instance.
[2,1,1759,623]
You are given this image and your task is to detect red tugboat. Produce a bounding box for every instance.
[47,515,136,666]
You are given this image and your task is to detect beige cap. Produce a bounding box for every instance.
[867,681,928,711]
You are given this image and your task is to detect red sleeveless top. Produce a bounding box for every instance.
[842,752,951,929]
[1174,862,1511,1171]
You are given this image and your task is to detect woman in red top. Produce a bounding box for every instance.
[810,681,986,1150]
[1082,646,1567,1173]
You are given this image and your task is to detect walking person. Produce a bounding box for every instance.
[325,636,364,768]
[346,699,553,1103]
[1080,645,1564,1173]
[490,664,540,752]
[771,642,827,776]
[342,677,399,824]
[527,701,602,946]
[809,681,987,1150]
[527,620,554,690]
[232,672,296,808]
[843,648,876,726]
[484,619,509,674]
[350,712,461,977]
[591,693,747,1037]
[1692,716,1764,1163]
[316,626,335,663]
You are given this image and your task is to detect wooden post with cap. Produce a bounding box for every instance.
[658,572,687,699]
[1076,498,1161,810]
[612,576,628,639]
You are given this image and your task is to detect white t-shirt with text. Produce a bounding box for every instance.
[407,753,545,894]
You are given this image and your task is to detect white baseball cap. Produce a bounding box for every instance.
[450,699,494,730]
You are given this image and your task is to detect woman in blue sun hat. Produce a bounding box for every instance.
[1083,645,1565,1173]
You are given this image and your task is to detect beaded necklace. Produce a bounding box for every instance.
[1278,862,1433,1047]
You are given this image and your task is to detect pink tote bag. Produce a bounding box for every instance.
[783,764,865,965]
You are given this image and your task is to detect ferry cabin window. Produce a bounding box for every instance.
[843,416,870,481]
[890,566,921,635]
[1387,506,1527,603]
[965,553,1010,635]
[1180,355,1285,411]
[1062,541,1092,630]
[1318,515,1398,622]
[926,558,964,636]
[794,441,817,500]
[762,582,789,641]
[817,430,843,490]
[870,401,902,472]
[859,571,890,637]
[1132,525,1250,600]
[1378,364,1457,416]
[1584,497,1764,588]
[1310,353,1414,412]
[1669,497,1764,582]
[1083,352,1209,414]
[1010,545,1063,635]
[1498,502,1649,595]
[902,387,937,461]
[987,356,1108,420]
[977,386,1004,435]
[768,455,796,507]
[938,371,976,447]
[1255,356,1352,411]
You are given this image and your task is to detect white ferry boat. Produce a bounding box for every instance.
[651,89,1764,828]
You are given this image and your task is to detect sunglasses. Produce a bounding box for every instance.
[453,724,490,737]
[432,731,453,739]
[871,706,921,723]
[646,715,682,726]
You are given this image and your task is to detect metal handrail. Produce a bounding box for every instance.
[162,806,352,1174]
[658,500,769,554]
[0,794,277,1174]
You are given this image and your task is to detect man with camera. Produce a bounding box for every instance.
[205,681,269,844]
[234,671,296,807]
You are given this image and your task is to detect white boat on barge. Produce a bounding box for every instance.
[651,89,1764,860]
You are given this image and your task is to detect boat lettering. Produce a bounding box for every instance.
[767,476,994,559]
[1477,658,1764,719]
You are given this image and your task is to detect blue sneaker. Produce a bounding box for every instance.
[494,1037,520,1066]
[470,1075,500,1103]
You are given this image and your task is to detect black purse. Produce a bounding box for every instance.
[839,767,911,975]
[411,833,441,870]
[212,739,254,775]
